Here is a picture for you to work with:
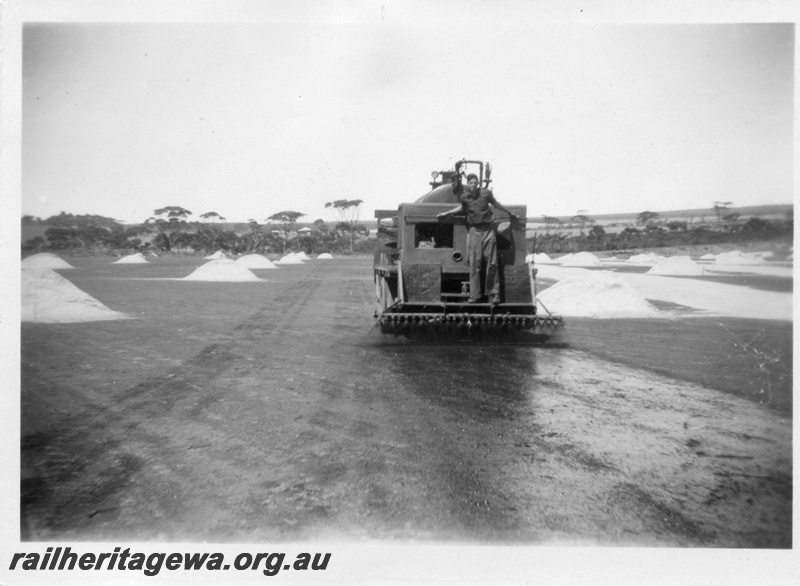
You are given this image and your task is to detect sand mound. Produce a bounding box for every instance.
[235,254,278,269]
[113,253,148,264]
[275,253,304,265]
[22,267,128,323]
[646,256,706,276]
[183,259,262,281]
[204,250,227,260]
[627,253,666,264]
[316,253,334,259]
[560,251,602,267]
[525,252,552,264]
[296,251,310,260]
[554,253,574,265]
[538,270,663,318]
[714,250,762,265]
[699,253,716,261]
[22,253,74,269]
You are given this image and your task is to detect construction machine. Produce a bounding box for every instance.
[373,159,563,340]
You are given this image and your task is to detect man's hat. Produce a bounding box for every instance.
[466,173,479,182]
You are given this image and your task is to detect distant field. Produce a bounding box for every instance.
[526,203,792,229]
[534,203,792,224]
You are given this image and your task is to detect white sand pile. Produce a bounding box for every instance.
[627,253,665,264]
[183,259,262,281]
[275,253,304,265]
[296,251,310,260]
[22,267,129,323]
[22,253,74,269]
[537,264,792,320]
[235,254,278,269]
[699,253,716,260]
[714,250,762,265]
[616,272,792,320]
[204,250,227,260]
[525,252,552,264]
[113,253,148,264]
[537,270,663,318]
[554,253,574,265]
[646,256,706,276]
[559,251,602,267]
[316,253,334,259]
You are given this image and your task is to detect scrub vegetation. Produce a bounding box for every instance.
[21,206,373,257]
[21,204,793,259]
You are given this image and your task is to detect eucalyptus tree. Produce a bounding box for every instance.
[267,210,305,253]
[146,206,193,251]
[325,199,364,251]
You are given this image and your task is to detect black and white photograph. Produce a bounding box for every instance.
[2,1,797,584]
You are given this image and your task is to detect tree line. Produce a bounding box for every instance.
[23,203,793,258]
[21,199,372,256]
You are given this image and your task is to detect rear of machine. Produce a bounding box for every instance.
[373,160,563,340]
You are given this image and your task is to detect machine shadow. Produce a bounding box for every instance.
[370,335,545,423]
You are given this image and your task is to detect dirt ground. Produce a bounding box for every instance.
[20,256,791,547]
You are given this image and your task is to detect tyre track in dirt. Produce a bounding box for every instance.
[22,265,329,540]
[23,260,506,541]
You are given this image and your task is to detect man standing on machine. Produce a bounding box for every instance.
[437,160,519,304]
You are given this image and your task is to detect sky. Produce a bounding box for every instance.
[14,4,799,227]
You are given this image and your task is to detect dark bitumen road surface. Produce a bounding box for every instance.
[21,257,791,547]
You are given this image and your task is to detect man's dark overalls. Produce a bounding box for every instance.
[459,187,501,303]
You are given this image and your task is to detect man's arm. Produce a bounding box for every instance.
[488,195,520,222]
[437,205,463,219]
[441,159,467,219]
[454,159,466,179]
[451,159,465,194]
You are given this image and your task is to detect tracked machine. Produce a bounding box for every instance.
[373,160,564,341]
